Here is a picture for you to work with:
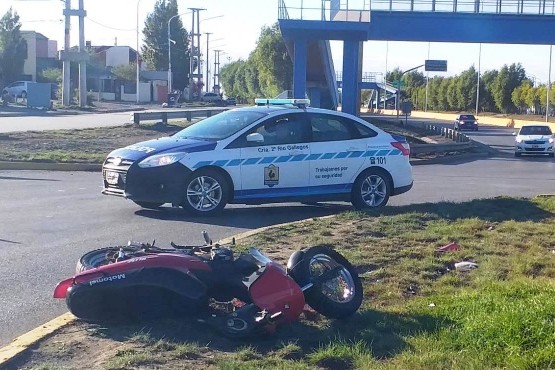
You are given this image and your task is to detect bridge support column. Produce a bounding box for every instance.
[293,40,307,99]
[341,40,363,116]
[307,87,321,108]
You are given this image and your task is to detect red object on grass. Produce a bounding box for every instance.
[435,242,460,252]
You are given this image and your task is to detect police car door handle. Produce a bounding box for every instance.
[289,150,302,155]
[347,146,363,152]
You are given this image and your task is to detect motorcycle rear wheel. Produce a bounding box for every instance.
[76,247,145,273]
[290,246,363,319]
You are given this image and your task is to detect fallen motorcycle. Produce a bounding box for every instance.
[54,232,363,337]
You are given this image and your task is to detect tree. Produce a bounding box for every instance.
[112,63,137,81]
[480,69,498,113]
[511,81,531,114]
[492,63,526,113]
[141,0,190,90]
[40,68,62,83]
[0,8,27,87]
[251,23,292,98]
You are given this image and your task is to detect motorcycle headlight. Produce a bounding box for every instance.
[138,153,186,168]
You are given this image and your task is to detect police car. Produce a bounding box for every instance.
[102,99,413,215]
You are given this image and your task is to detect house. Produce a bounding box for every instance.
[87,45,168,103]
[21,31,59,82]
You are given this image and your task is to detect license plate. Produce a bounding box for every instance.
[105,171,119,185]
[532,145,539,148]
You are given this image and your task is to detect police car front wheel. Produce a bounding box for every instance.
[182,170,229,216]
[351,170,391,209]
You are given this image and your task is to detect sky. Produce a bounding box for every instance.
[2,0,554,85]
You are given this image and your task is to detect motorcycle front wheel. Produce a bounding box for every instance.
[289,246,363,319]
[76,247,145,273]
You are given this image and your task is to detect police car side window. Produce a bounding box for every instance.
[309,114,377,142]
[228,113,310,148]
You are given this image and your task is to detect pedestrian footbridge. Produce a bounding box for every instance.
[278,0,555,115]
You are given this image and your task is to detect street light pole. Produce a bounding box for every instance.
[396,64,424,121]
[136,0,142,103]
[547,44,552,123]
[168,17,172,93]
[476,43,481,115]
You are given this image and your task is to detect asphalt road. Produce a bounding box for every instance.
[1,156,555,347]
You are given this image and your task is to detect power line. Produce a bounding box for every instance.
[86,18,136,32]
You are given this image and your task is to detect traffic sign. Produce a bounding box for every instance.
[425,60,447,72]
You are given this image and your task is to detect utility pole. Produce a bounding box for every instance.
[205,32,211,93]
[188,8,205,100]
[62,0,71,106]
[78,0,87,108]
[60,0,88,107]
[213,49,222,93]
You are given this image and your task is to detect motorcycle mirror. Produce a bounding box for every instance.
[202,230,212,245]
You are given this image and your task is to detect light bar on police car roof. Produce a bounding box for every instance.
[254,98,310,107]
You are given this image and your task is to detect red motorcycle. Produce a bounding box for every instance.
[54,232,363,337]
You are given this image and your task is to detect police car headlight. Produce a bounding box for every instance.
[516,137,523,143]
[138,153,186,168]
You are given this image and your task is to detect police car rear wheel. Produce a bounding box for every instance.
[183,170,228,216]
[351,170,391,209]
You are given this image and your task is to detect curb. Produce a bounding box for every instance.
[0,219,330,367]
[0,313,75,367]
[0,161,101,172]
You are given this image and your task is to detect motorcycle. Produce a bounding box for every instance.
[54,232,363,337]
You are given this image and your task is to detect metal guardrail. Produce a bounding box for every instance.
[131,107,229,125]
[424,123,472,142]
[411,141,473,154]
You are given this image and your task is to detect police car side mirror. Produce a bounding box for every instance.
[247,133,264,143]
[512,132,517,136]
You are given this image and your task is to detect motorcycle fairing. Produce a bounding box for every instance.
[66,267,209,322]
[54,253,211,299]
[246,262,305,323]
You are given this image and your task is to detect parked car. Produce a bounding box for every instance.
[2,81,35,99]
[201,92,222,103]
[454,114,478,131]
[101,98,414,215]
[513,124,554,157]
[224,97,237,106]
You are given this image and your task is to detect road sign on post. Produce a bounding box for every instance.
[425,60,447,72]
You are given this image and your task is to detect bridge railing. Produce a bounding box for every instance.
[279,0,555,18]
[279,0,371,21]
[370,0,555,15]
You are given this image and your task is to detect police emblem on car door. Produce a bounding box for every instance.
[264,164,279,187]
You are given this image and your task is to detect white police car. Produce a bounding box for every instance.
[102,99,413,215]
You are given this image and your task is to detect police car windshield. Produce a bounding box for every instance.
[174,110,266,140]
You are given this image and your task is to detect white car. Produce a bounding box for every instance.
[101,99,414,215]
[2,81,35,99]
[513,124,554,157]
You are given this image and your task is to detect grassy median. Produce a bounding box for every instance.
[0,119,428,164]
[10,195,555,370]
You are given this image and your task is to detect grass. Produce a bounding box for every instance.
[16,196,555,370]
[0,121,193,164]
